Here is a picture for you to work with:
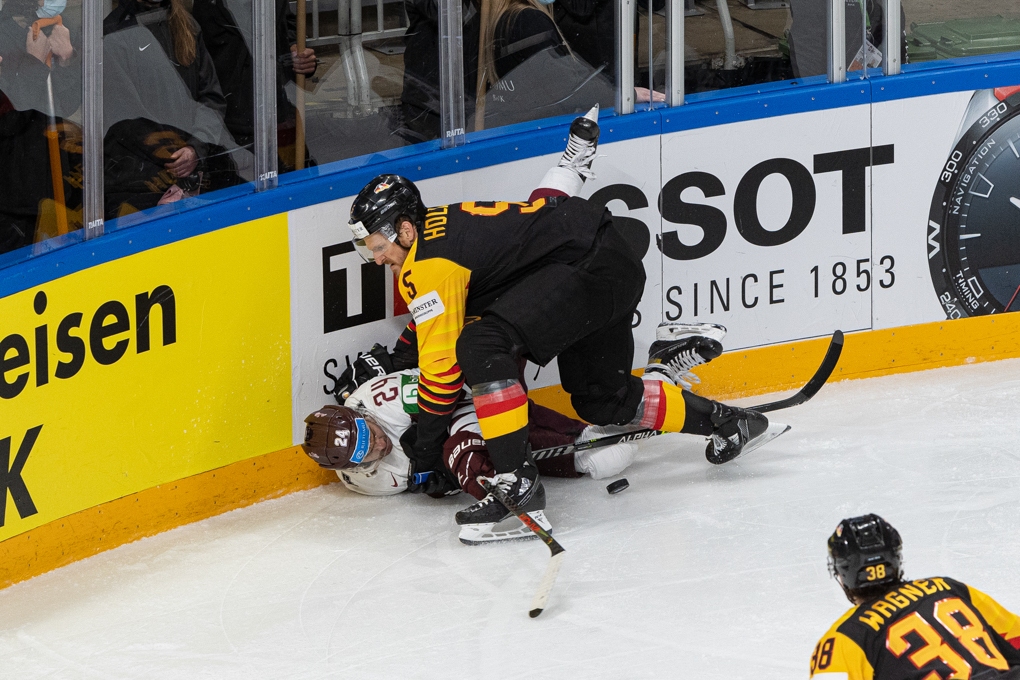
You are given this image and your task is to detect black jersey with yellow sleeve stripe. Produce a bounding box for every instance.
[810,577,1020,680]
[397,196,605,457]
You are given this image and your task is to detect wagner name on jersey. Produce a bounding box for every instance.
[811,576,1020,679]
[338,369,480,496]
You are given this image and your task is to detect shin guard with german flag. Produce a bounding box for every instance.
[635,378,717,436]
[472,379,530,473]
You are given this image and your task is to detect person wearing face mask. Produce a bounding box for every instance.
[102,0,242,219]
[0,0,83,255]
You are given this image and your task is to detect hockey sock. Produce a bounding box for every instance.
[632,379,716,435]
[472,379,530,473]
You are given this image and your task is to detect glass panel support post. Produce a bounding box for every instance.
[254,0,278,190]
[665,0,684,106]
[439,0,466,148]
[616,0,635,114]
[82,0,104,239]
[828,0,846,83]
[882,0,902,75]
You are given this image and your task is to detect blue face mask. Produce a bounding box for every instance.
[36,0,67,19]
[536,0,555,5]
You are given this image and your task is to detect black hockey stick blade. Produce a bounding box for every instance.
[479,477,566,618]
[749,330,844,414]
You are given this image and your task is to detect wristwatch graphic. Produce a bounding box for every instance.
[927,85,1020,318]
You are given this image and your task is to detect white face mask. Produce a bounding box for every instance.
[36,0,67,19]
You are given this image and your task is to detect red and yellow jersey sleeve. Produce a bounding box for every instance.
[811,610,875,680]
[968,585,1020,649]
[399,242,471,419]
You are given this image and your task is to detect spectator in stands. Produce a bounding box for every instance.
[788,0,905,78]
[553,0,665,102]
[0,0,82,255]
[102,0,241,220]
[192,0,317,171]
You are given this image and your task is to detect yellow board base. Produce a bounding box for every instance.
[528,314,1020,419]
[0,448,335,591]
[4,313,1020,591]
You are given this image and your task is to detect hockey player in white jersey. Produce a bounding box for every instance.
[303,367,641,542]
[302,319,732,543]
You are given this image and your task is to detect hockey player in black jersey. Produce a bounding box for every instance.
[811,514,1020,679]
[346,105,785,537]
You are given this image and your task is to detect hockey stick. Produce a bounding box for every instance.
[747,330,844,413]
[479,477,566,618]
[532,330,844,461]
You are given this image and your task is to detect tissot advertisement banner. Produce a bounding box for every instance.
[0,217,291,541]
[287,85,1020,440]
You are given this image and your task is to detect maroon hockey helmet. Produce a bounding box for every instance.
[301,405,374,470]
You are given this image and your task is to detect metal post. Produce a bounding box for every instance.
[827,0,846,84]
[616,0,635,114]
[438,0,465,147]
[82,0,104,239]
[882,0,901,75]
[254,0,278,190]
[665,0,683,106]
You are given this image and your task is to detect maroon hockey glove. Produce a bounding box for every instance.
[444,430,496,500]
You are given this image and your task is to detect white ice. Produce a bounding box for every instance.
[2,359,1019,679]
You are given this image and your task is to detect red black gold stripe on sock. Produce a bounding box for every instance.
[637,379,687,432]
[473,382,529,440]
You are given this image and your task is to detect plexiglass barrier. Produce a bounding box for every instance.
[2,0,1020,268]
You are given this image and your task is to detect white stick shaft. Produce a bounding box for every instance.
[529,551,565,618]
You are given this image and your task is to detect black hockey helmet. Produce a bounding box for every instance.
[348,174,426,261]
[828,514,903,602]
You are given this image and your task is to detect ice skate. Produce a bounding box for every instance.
[558,104,600,180]
[456,462,549,545]
[655,321,726,344]
[645,333,724,389]
[705,404,789,465]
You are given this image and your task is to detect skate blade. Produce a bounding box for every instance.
[655,321,727,343]
[458,511,552,546]
[731,422,791,461]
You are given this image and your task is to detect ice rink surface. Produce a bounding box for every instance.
[2,359,1020,679]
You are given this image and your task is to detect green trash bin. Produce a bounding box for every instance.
[907,15,1020,62]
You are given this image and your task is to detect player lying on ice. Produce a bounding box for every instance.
[301,321,723,543]
[341,104,787,543]
[811,514,1020,680]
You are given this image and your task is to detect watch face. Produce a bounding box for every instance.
[928,91,1020,318]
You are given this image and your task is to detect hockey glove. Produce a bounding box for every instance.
[406,459,460,497]
[401,426,459,497]
[332,343,396,403]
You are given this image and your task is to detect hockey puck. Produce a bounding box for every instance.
[606,478,629,494]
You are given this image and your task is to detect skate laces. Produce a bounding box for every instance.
[662,348,708,389]
[558,133,598,179]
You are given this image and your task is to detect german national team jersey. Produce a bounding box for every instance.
[810,577,1020,679]
[339,369,480,495]
[397,197,605,451]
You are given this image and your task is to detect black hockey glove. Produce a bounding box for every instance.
[332,344,396,403]
[400,426,459,497]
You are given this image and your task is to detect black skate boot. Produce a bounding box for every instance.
[557,104,600,180]
[705,404,784,465]
[455,461,550,545]
[644,334,724,388]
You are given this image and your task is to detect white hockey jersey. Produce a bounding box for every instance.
[338,370,480,496]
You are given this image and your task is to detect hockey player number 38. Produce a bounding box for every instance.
[810,597,1008,676]
[885,598,1009,677]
